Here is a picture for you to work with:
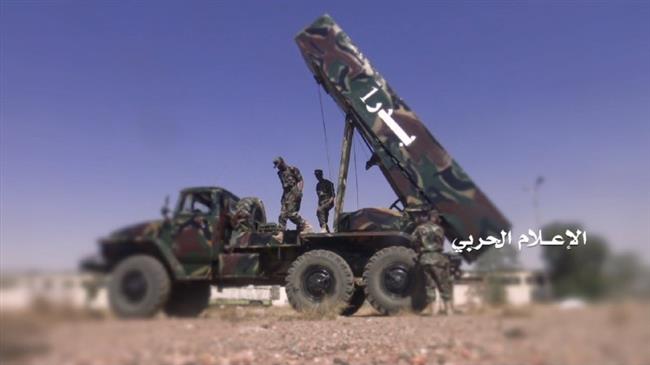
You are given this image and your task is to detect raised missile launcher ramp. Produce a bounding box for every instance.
[295,15,511,262]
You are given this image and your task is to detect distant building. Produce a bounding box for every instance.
[453,270,551,307]
[0,271,107,311]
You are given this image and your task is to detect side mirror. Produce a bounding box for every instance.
[161,195,170,220]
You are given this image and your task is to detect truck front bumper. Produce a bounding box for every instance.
[79,254,109,273]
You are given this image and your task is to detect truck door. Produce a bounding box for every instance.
[171,191,218,265]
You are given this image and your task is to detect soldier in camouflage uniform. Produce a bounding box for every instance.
[232,198,256,233]
[411,207,455,315]
[273,157,311,239]
[228,197,256,248]
[314,169,335,232]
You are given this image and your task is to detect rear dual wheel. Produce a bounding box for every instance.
[363,246,430,315]
[341,285,366,316]
[285,250,355,315]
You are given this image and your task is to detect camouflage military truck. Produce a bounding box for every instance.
[82,15,510,318]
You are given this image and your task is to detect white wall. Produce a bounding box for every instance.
[0,270,549,312]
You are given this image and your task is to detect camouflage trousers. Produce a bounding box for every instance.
[278,189,306,230]
[316,198,334,229]
[420,252,453,302]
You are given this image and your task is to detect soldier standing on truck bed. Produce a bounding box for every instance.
[314,169,335,233]
[410,207,455,315]
[273,157,311,241]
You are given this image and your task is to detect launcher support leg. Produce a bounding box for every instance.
[333,116,355,232]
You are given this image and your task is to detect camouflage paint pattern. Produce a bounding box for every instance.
[184,263,213,279]
[336,208,403,232]
[228,230,300,247]
[413,221,445,253]
[231,197,259,233]
[219,253,260,277]
[101,187,245,280]
[101,220,187,278]
[277,163,307,231]
[316,198,334,230]
[414,220,452,301]
[421,252,453,301]
[315,174,335,230]
[228,196,269,248]
[278,189,306,231]
[172,215,213,262]
[296,15,511,261]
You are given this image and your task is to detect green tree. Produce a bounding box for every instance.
[474,244,520,272]
[605,253,650,299]
[541,222,609,300]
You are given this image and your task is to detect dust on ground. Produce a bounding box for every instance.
[2,302,649,365]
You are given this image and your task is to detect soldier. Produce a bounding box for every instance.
[314,169,335,233]
[227,197,256,248]
[273,157,311,240]
[410,207,455,315]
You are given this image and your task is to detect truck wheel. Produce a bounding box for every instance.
[285,250,354,315]
[341,285,366,316]
[164,282,211,317]
[108,255,171,318]
[363,246,430,315]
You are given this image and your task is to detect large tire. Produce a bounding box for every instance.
[363,246,430,315]
[341,285,366,316]
[164,282,211,317]
[285,250,354,315]
[108,255,171,318]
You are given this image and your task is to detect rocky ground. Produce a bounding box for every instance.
[2,302,649,365]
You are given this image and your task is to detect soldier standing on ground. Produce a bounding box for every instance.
[411,207,455,315]
[314,169,335,233]
[273,157,311,240]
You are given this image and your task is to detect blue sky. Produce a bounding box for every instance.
[1,1,649,270]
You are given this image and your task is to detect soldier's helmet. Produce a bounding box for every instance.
[273,156,284,168]
[314,169,323,177]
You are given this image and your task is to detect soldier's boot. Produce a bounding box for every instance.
[439,300,454,316]
[428,302,437,316]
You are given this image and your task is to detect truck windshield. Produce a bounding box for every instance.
[177,192,214,215]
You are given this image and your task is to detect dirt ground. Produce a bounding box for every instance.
[2,302,649,365]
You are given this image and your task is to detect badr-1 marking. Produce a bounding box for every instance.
[360,87,416,147]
